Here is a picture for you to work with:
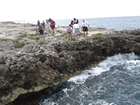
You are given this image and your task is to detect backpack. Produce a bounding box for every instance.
[50,21,55,27]
[67,26,72,33]
[38,26,43,31]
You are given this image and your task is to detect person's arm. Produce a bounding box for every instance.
[70,26,73,31]
[87,22,90,29]
[82,22,84,27]
[73,25,75,33]
[81,22,84,31]
[88,24,90,29]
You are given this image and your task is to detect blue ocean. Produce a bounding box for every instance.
[40,53,140,105]
[15,16,140,30]
[56,16,140,30]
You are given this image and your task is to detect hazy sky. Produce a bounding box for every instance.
[0,0,139,21]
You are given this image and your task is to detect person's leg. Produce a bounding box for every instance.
[86,27,88,36]
[68,33,70,40]
[50,27,54,35]
[41,30,44,35]
[53,28,54,33]
[52,28,54,34]
[87,27,88,35]
[40,30,42,35]
[69,32,72,41]
[82,27,85,37]
[77,29,80,40]
[83,27,86,37]
[75,28,79,40]
[83,30,86,37]
[84,31,86,37]
[68,35,70,40]
[52,26,56,34]
[39,30,41,35]
[47,27,51,34]
[46,28,48,34]
[76,35,79,40]
[76,33,79,40]
[86,31,88,36]
[70,34,72,41]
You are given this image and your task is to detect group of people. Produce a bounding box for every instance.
[67,18,90,41]
[37,18,90,41]
[37,18,56,35]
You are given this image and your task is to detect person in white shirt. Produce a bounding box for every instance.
[73,22,80,40]
[45,19,51,34]
[82,19,90,37]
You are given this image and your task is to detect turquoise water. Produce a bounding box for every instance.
[40,53,140,105]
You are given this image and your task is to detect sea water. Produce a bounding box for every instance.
[14,16,140,30]
[40,52,140,105]
[56,16,140,30]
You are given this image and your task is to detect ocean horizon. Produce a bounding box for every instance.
[55,16,140,30]
[1,16,139,31]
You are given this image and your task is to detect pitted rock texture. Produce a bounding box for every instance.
[0,30,140,105]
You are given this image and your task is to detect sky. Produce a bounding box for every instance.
[0,0,140,21]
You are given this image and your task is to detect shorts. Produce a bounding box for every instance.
[68,32,72,36]
[51,26,55,30]
[74,28,80,36]
[83,26,88,32]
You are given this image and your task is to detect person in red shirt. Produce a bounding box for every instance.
[50,19,56,35]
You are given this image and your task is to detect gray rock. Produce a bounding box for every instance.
[0,29,140,105]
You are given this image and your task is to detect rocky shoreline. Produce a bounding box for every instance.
[0,22,140,105]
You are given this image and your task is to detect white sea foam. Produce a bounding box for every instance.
[94,100,117,105]
[41,52,140,105]
[68,52,139,84]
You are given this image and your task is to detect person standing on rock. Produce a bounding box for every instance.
[45,19,51,34]
[73,21,80,40]
[50,19,56,35]
[37,20,40,26]
[42,20,45,33]
[67,24,73,41]
[37,20,41,32]
[73,18,79,24]
[70,20,74,29]
[82,19,90,37]
[38,24,44,35]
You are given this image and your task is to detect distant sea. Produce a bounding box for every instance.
[14,16,140,30]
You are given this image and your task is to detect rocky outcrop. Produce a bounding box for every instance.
[0,30,140,105]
